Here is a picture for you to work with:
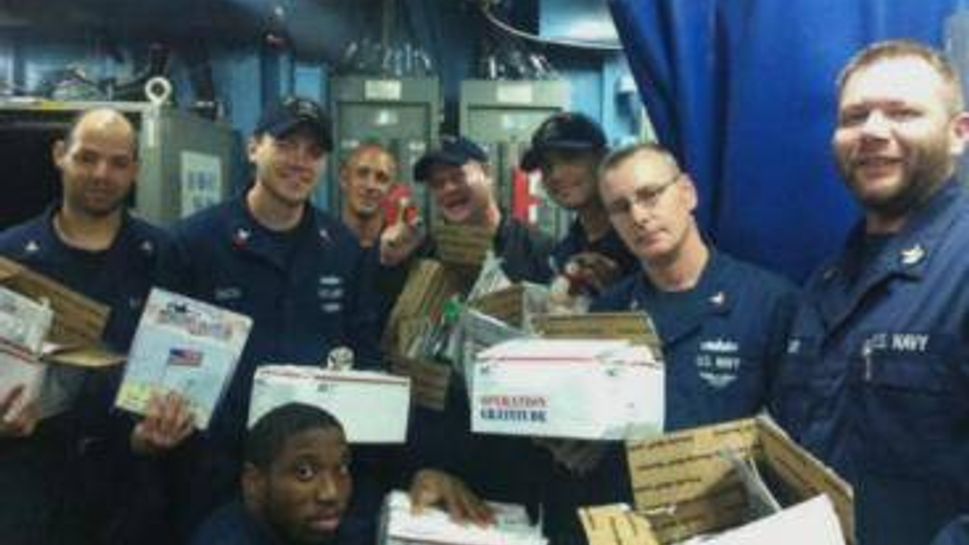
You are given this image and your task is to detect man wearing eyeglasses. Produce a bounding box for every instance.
[595,142,796,429]
[538,142,797,545]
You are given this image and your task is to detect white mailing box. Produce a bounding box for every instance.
[471,339,664,440]
[250,365,411,444]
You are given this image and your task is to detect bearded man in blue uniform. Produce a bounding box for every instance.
[773,40,969,545]
[540,143,797,544]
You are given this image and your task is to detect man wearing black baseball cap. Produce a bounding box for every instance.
[388,134,553,283]
[170,96,383,541]
[522,112,638,293]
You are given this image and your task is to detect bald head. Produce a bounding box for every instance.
[65,108,138,158]
[54,107,140,220]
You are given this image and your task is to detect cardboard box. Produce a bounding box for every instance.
[578,416,854,545]
[379,490,546,545]
[579,495,844,545]
[0,257,119,367]
[381,259,466,357]
[533,312,661,351]
[432,224,494,269]
[471,339,665,440]
[389,355,451,412]
[250,365,411,443]
[0,259,121,418]
[469,283,548,331]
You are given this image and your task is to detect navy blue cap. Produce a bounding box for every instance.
[520,112,606,171]
[255,96,333,152]
[413,135,489,182]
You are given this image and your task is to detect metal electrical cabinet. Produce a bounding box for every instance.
[0,99,238,229]
[459,79,571,239]
[327,76,441,218]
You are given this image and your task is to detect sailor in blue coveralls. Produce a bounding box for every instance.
[541,143,797,545]
[0,108,193,545]
[169,97,385,542]
[337,142,401,332]
[934,517,969,545]
[772,41,969,545]
[171,98,489,543]
[388,136,554,518]
[520,112,638,284]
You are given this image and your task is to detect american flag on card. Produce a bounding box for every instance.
[166,347,204,367]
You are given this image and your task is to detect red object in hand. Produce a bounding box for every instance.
[383,185,421,227]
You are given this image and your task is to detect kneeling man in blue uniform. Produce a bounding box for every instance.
[773,40,969,545]
[192,403,492,545]
[540,143,797,544]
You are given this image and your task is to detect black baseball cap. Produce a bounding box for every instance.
[413,135,489,182]
[254,96,333,152]
[520,112,606,171]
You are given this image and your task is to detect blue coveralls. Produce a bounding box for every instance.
[169,195,383,543]
[0,206,182,545]
[933,517,969,545]
[773,180,969,545]
[540,250,797,545]
[549,219,639,281]
[189,499,352,545]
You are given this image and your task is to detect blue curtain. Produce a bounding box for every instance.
[608,0,963,282]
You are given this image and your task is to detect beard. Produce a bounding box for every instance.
[840,139,954,221]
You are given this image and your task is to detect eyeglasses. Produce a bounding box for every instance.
[605,173,682,217]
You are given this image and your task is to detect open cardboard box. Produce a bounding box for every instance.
[579,416,854,545]
[383,259,468,411]
[382,259,467,357]
[469,282,548,330]
[0,256,119,367]
[432,224,494,269]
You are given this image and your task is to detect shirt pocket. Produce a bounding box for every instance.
[855,332,969,476]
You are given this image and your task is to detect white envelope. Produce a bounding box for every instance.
[380,490,546,545]
[0,348,47,416]
[694,495,845,545]
[250,365,411,444]
[471,340,664,440]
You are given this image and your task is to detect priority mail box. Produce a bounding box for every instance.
[250,365,411,444]
[578,416,855,545]
[471,339,664,440]
[379,490,547,545]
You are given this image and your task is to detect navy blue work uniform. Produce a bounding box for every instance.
[189,499,351,545]
[169,195,382,541]
[539,251,797,545]
[773,180,969,545]
[0,205,182,545]
[489,215,555,284]
[933,517,969,545]
[549,219,639,281]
